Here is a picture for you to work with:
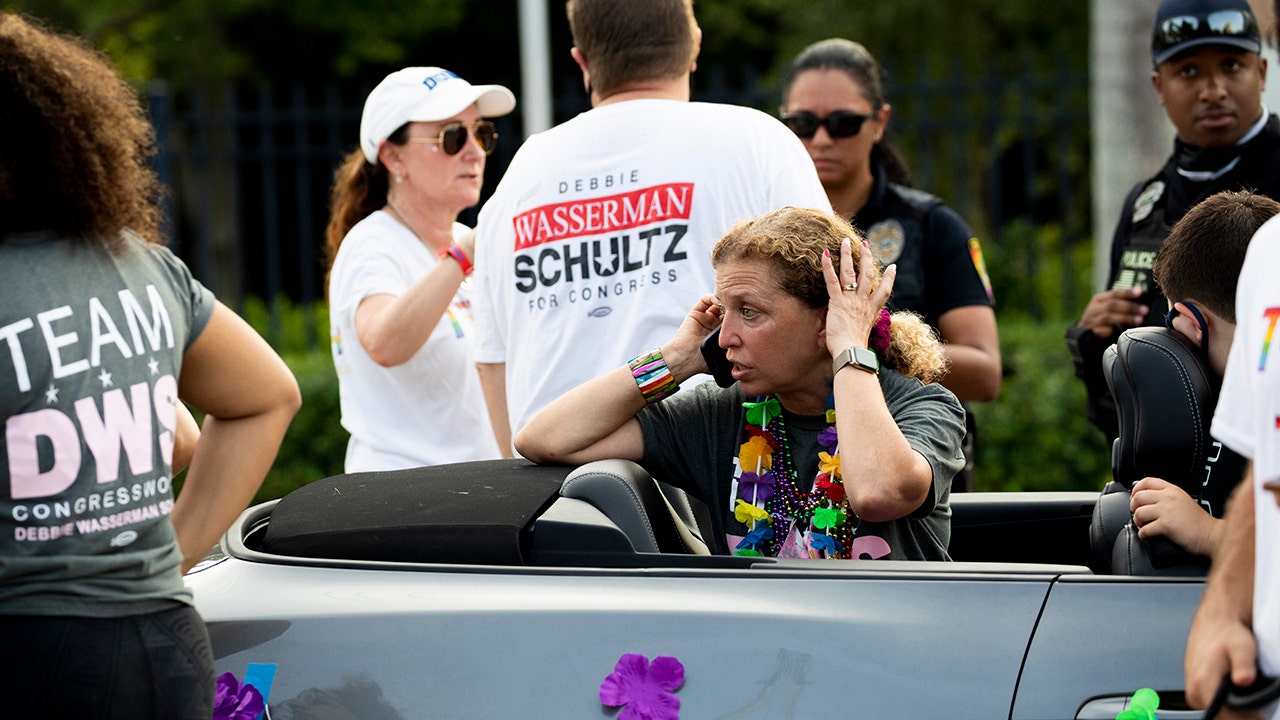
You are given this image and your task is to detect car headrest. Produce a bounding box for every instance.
[1110,522,1208,577]
[560,459,710,555]
[1103,327,1219,491]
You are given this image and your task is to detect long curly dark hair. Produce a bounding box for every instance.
[0,13,162,247]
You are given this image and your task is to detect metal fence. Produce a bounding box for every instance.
[148,63,1090,348]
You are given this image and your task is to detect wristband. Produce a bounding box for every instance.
[438,245,474,276]
[628,349,679,404]
[832,345,879,376]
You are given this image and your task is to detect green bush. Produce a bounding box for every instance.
[256,348,346,503]
[970,315,1111,492]
[176,298,346,503]
[237,298,346,502]
[238,295,330,356]
[986,218,1094,322]
[965,213,1111,492]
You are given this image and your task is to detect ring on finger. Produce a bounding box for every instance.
[843,282,857,292]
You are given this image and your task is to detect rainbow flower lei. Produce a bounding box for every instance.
[732,395,854,559]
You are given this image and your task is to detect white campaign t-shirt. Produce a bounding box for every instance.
[472,99,831,435]
[1212,215,1280,689]
[329,212,500,471]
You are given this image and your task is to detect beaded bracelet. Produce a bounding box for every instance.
[628,349,679,404]
[438,245,474,276]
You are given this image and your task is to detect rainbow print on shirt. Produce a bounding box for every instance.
[1261,307,1280,372]
[446,305,464,338]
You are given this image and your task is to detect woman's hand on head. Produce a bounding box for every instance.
[661,294,723,382]
[821,237,896,355]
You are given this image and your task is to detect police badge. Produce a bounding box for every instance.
[866,219,905,265]
[1131,180,1165,224]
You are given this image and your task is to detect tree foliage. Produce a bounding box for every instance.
[2,0,470,86]
[695,0,1087,82]
[3,0,1088,90]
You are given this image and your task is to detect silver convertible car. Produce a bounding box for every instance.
[187,329,1225,720]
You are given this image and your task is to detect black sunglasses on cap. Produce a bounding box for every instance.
[1152,9,1260,64]
[407,120,499,156]
[779,111,873,140]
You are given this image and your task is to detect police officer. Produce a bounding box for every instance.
[1067,0,1280,442]
[780,38,1002,492]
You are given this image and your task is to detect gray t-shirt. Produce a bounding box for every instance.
[638,370,965,560]
[0,231,215,617]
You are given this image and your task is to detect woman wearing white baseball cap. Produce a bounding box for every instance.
[324,67,515,471]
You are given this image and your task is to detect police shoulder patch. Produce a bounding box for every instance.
[968,237,995,304]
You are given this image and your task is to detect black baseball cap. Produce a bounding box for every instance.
[1152,0,1261,66]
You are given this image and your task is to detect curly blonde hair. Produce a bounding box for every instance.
[0,13,161,247]
[711,207,948,383]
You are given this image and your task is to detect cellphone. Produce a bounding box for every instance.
[700,327,735,388]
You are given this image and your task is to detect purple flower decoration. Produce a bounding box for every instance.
[737,470,776,503]
[817,426,839,454]
[599,653,684,720]
[213,672,265,720]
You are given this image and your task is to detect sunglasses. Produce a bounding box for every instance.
[779,111,873,140]
[1153,10,1258,59]
[407,120,498,156]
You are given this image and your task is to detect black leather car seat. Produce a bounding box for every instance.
[1089,327,1218,575]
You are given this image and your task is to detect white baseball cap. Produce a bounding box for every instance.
[359,67,516,163]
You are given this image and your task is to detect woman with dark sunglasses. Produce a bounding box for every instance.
[780,39,1002,491]
[323,68,514,471]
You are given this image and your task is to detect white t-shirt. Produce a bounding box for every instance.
[472,99,831,435]
[329,212,500,471]
[1212,215,1280,686]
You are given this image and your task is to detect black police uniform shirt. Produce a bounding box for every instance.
[1066,112,1280,442]
[852,163,994,329]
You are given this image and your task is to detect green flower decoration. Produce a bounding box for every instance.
[812,506,847,530]
[742,397,782,427]
[1114,687,1159,720]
